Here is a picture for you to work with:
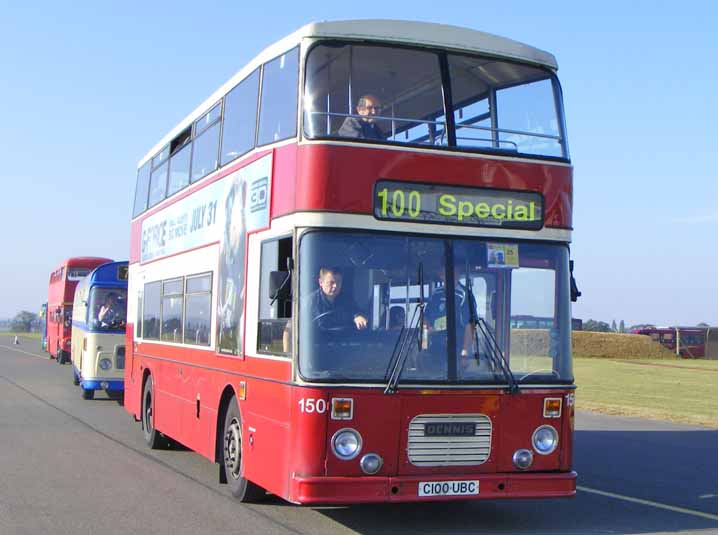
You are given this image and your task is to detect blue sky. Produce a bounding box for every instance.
[1,1,716,327]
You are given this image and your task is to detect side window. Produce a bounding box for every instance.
[167,127,192,196]
[148,161,168,207]
[148,145,170,208]
[133,162,151,217]
[143,281,161,340]
[258,48,299,145]
[191,103,221,182]
[184,273,212,346]
[257,237,293,355]
[221,69,260,165]
[161,278,184,343]
[136,288,143,338]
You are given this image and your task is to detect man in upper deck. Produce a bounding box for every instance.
[337,94,385,140]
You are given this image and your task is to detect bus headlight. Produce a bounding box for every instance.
[331,428,362,460]
[99,358,112,370]
[360,453,383,475]
[532,425,558,455]
[513,449,533,470]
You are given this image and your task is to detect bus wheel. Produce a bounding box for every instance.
[57,350,65,364]
[142,376,162,449]
[222,398,265,502]
[81,388,94,400]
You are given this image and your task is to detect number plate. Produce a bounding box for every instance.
[418,480,479,497]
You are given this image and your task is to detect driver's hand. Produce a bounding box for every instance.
[354,315,368,330]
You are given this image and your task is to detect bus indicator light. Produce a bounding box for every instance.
[238,381,247,400]
[543,398,562,418]
[331,398,353,420]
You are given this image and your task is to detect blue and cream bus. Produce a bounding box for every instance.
[71,261,128,399]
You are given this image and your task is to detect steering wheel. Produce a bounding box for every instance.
[312,310,347,332]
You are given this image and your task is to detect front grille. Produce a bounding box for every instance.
[115,346,125,370]
[408,414,492,467]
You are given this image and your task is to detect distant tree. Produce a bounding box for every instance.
[611,319,617,332]
[697,322,710,328]
[583,319,612,332]
[11,311,37,332]
[619,320,625,333]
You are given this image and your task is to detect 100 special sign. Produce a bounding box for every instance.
[374,180,543,230]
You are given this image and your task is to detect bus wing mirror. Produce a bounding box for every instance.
[269,271,291,302]
[570,260,581,302]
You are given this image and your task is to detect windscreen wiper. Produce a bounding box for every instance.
[464,272,518,394]
[385,263,425,394]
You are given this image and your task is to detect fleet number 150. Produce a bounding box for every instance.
[377,188,421,217]
[299,398,327,414]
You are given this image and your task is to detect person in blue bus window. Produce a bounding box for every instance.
[308,267,368,330]
[338,94,385,140]
[98,292,121,327]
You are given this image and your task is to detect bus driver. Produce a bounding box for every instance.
[308,267,368,330]
[98,292,121,327]
[338,94,385,140]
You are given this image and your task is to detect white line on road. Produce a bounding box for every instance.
[578,485,718,521]
[0,343,47,360]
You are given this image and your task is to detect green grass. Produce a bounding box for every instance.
[0,332,41,340]
[574,358,718,428]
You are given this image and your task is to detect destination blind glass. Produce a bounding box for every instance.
[374,180,543,230]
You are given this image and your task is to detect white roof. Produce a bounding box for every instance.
[139,20,558,167]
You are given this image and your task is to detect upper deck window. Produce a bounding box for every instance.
[304,44,446,146]
[148,160,169,207]
[449,54,563,157]
[221,69,260,165]
[258,48,299,146]
[133,161,151,217]
[67,268,90,281]
[304,42,567,159]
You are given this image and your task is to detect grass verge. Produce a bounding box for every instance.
[574,358,718,428]
[0,332,41,340]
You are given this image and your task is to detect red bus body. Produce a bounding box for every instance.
[632,327,707,358]
[125,21,577,504]
[47,257,112,360]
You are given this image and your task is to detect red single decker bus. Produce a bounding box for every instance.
[47,257,112,363]
[125,20,578,504]
[631,327,710,358]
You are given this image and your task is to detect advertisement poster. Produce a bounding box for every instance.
[217,155,272,355]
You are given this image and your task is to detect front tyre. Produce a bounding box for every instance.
[142,376,163,449]
[81,387,94,400]
[222,397,265,502]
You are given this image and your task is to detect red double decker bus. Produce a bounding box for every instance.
[47,257,113,363]
[125,20,577,504]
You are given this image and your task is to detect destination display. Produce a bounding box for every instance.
[374,180,543,230]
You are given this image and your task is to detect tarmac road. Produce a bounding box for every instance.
[1,336,716,535]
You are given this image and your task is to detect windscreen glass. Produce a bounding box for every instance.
[88,287,128,332]
[298,230,572,385]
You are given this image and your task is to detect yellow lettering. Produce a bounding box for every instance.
[514,205,528,220]
[438,194,456,216]
[530,202,536,221]
[458,201,473,221]
[475,202,490,219]
[491,204,506,219]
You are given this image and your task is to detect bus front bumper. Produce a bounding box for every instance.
[80,379,124,392]
[289,471,576,504]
